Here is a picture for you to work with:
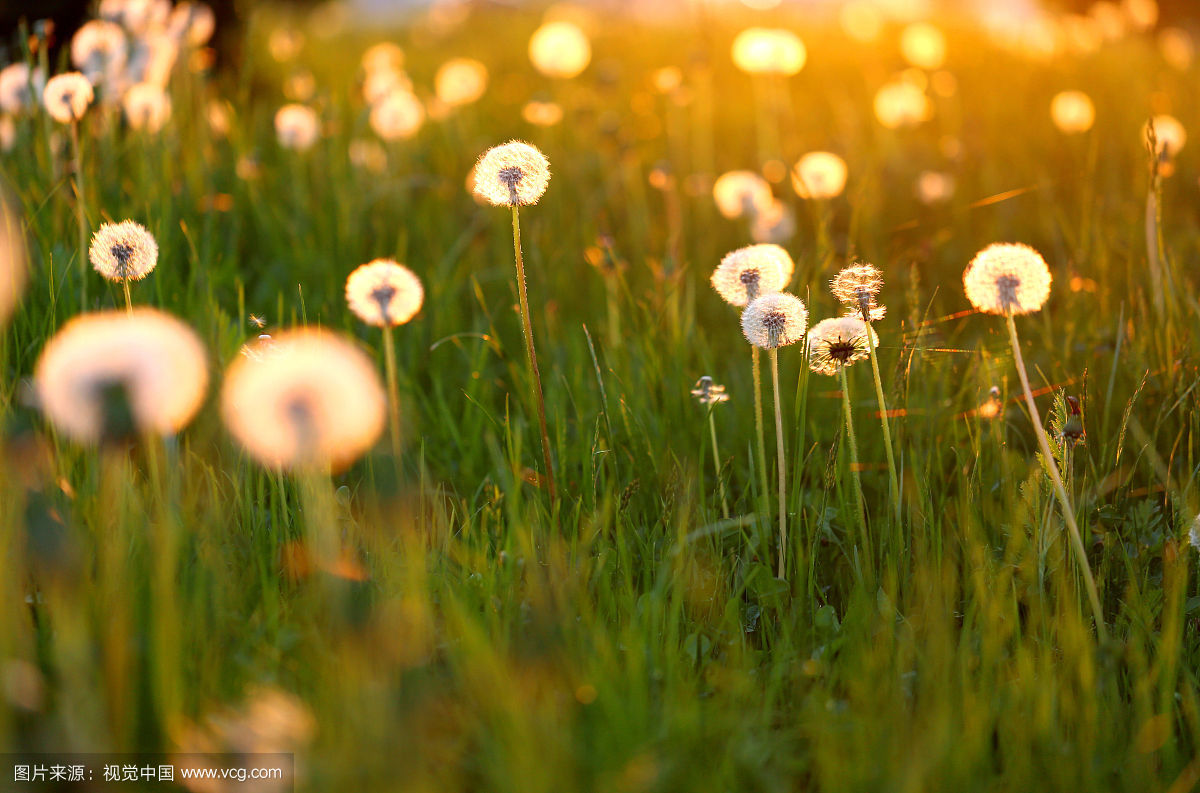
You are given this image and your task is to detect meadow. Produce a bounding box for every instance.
[2,0,1200,790]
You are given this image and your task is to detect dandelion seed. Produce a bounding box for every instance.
[831,263,886,322]
[345,259,423,327]
[711,244,793,307]
[528,21,591,79]
[792,152,848,200]
[43,72,94,124]
[33,308,208,444]
[807,316,877,375]
[122,82,171,132]
[0,63,44,115]
[963,242,1052,316]
[249,314,266,329]
[435,58,488,107]
[221,329,386,471]
[873,80,931,129]
[473,140,551,207]
[742,293,808,350]
[690,375,729,406]
[1145,114,1186,159]
[712,170,773,220]
[1051,90,1095,134]
[89,220,158,282]
[900,22,947,70]
[731,28,806,75]
[274,104,319,151]
[368,89,424,141]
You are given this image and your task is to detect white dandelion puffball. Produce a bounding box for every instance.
[900,22,946,70]
[750,201,796,245]
[874,80,932,129]
[220,329,387,471]
[122,82,171,132]
[963,242,1052,316]
[731,28,807,76]
[473,140,551,206]
[0,63,44,114]
[345,259,424,327]
[369,90,424,141]
[1050,91,1095,134]
[89,220,159,282]
[792,152,848,200]
[741,292,808,350]
[831,262,886,322]
[274,104,319,151]
[712,170,773,219]
[362,42,404,75]
[711,244,793,307]
[1145,114,1186,158]
[528,21,592,79]
[71,20,128,84]
[33,309,209,443]
[807,316,878,375]
[435,58,488,107]
[43,72,94,124]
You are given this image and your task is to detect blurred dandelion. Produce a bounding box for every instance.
[361,42,404,74]
[742,292,806,578]
[346,259,423,456]
[71,20,127,87]
[475,140,556,502]
[435,58,488,107]
[831,263,900,522]
[1145,114,1186,161]
[792,152,847,200]
[1051,90,1095,134]
[900,23,946,70]
[731,28,806,75]
[528,21,592,79]
[89,220,158,311]
[33,309,208,444]
[0,191,27,326]
[274,104,319,151]
[221,329,385,472]
[45,72,95,308]
[0,63,44,114]
[522,99,563,127]
[122,81,171,132]
[712,170,773,219]
[167,2,216,47]
[750,201,795,244]
[362,69,412,105]
[963,242,1106,640]
[963,242,1051,316]
[915,170,955,204]
[692,376,730,519]
[1159,28,1193,70]
[873,80,931,129]
[369,89,424,141]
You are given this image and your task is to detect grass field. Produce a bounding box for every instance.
[3,1,1200,790]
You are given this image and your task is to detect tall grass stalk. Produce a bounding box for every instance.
[70,120,88,309]
[864,324,901,525]
[707,406,729,520]
[839,365,869,572]
[510,205,556,506]
[1005,312,1107,641]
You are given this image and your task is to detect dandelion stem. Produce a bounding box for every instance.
[70,119,88,309]
[770,348,787,580]
[382,324,402,458]
[510,204,556,506]
[708,407,729,520]
[1005,312,1107,641]
[865,322,901,526]
[122,280,132,314]
[839,366,869,568]
[751,345,770,533]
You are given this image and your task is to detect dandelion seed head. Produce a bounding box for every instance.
[731,28,807,75]
[711,244,793,307]
[33,308,208,444]
[221,329,386,471]
[345,259,424,327]
[807,316,877,376]
[792,151,848,200]
[690,376,729,406]
[712,170,773,219]
[435,58,488,107]
[963,242,1052,315]
[1051,90,1095,134]
[0,63,44,115]
[831,262,886,322]
[369,89,424,141]
[122,81,171,132]
[742,293,808,349]
[89,220,158,282]
[71,20,128,84]
[1146,114,1186,159]
[874,80,931,129]
[473,140,550,207]
[274,104,319,150]
[528,21,592,79]
[362,68,411,105]
[43,72,94,124]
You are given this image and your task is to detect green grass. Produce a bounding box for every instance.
[3,4,1200,791]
